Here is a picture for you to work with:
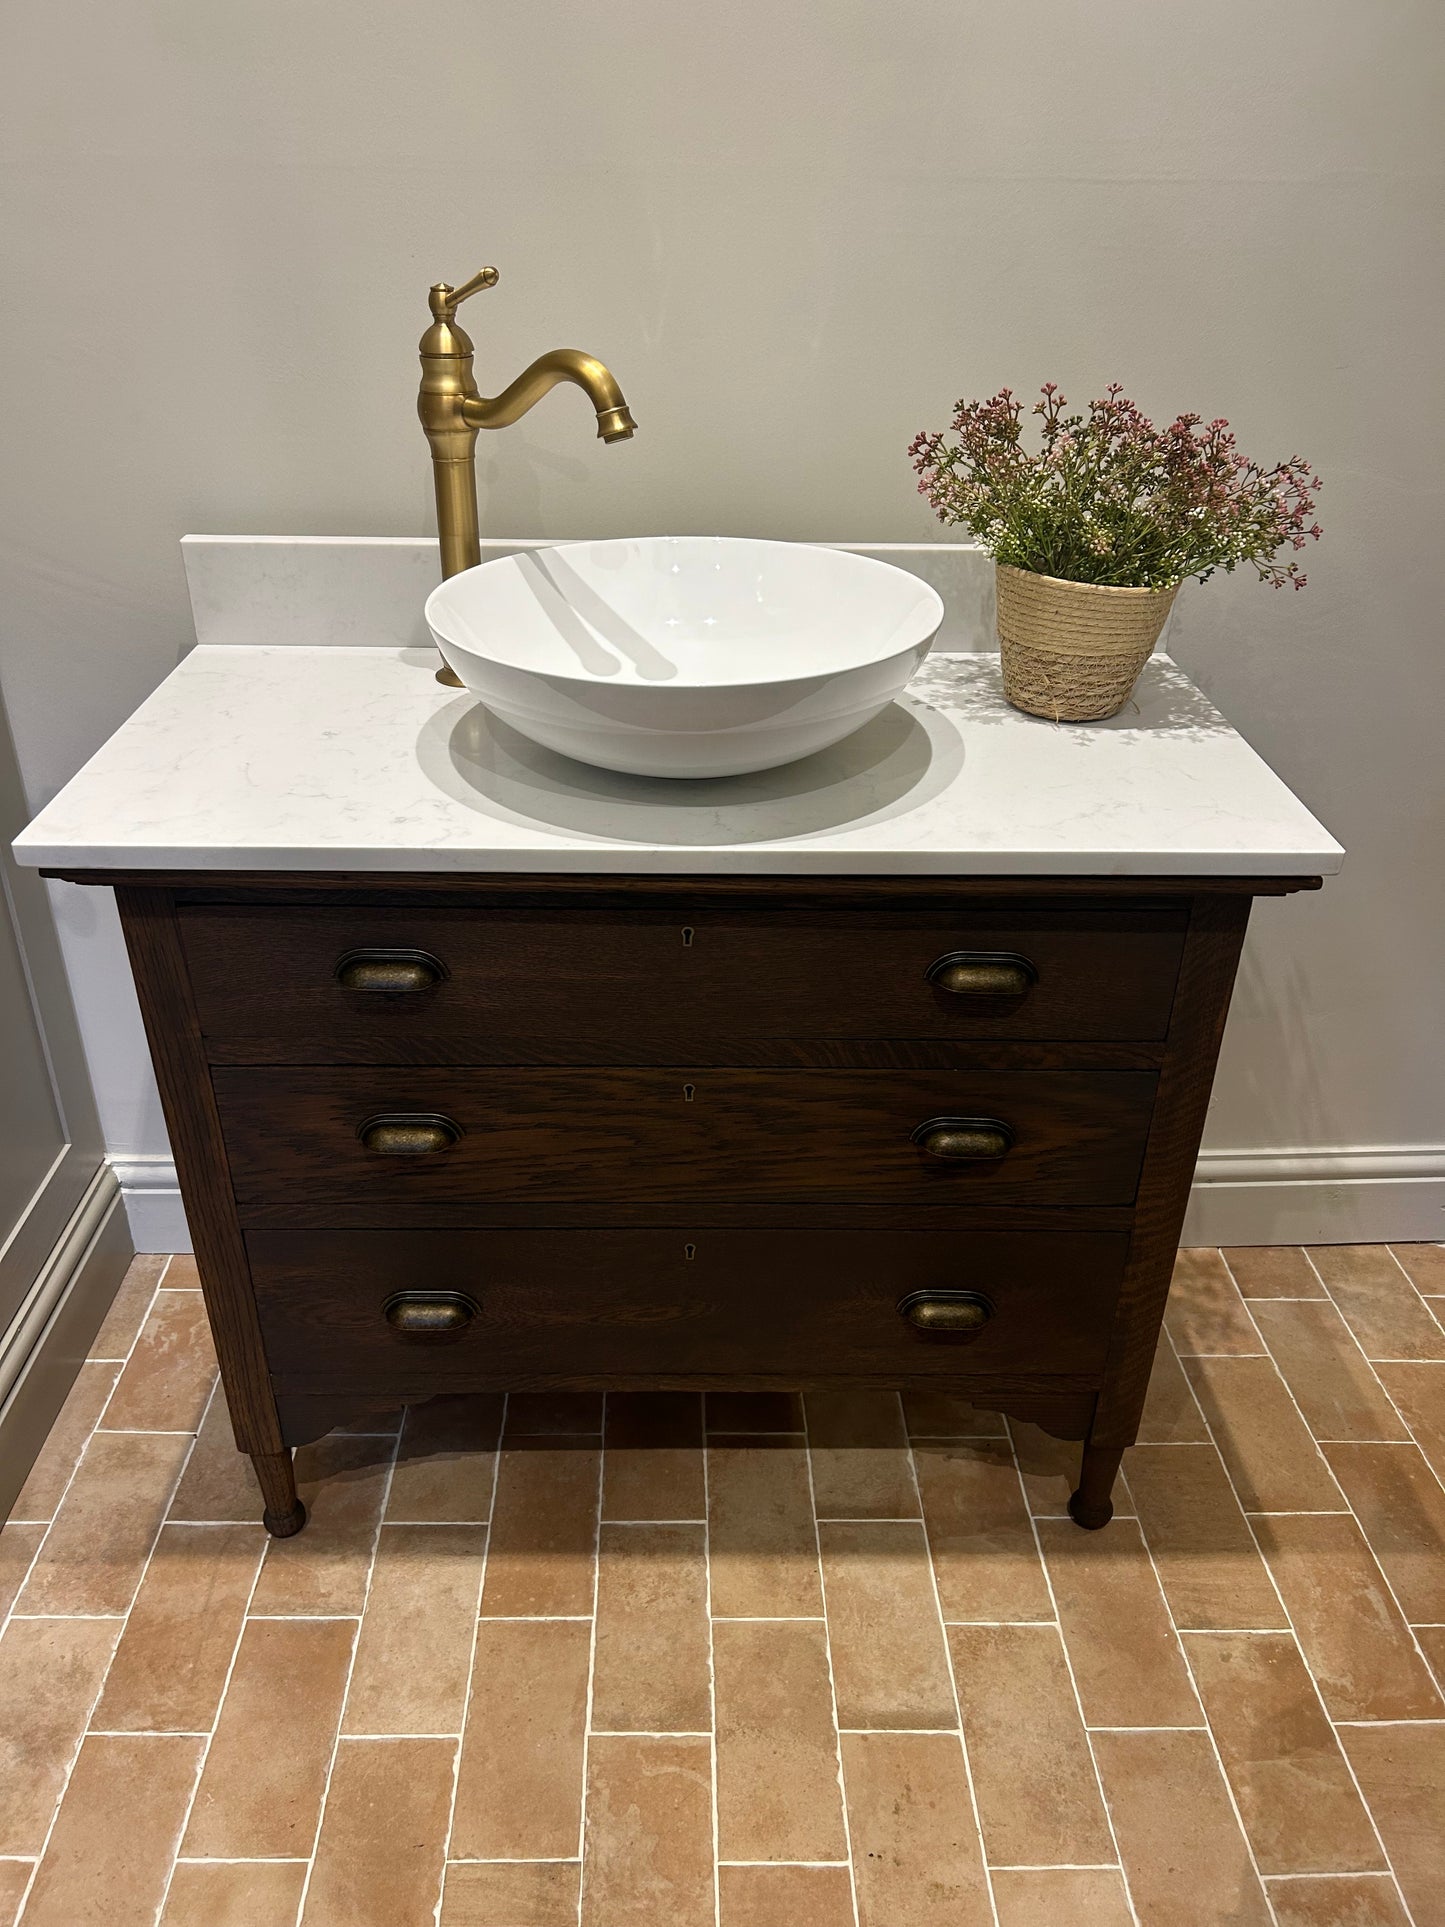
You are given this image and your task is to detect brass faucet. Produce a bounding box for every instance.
[418,267,637,683]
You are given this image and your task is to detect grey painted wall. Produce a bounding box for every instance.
[1,2,1441,1237]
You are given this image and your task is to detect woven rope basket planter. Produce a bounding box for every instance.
[995,564,1179,721]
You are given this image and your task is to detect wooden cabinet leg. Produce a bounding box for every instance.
[253,1449,307,1538]
[1068,1440,1125,1531]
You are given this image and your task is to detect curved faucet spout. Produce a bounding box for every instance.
[418,269,636,680]
[462,349,637,441]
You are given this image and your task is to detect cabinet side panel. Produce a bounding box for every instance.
[1090,892,1252,1452]
[113,886,282,1456]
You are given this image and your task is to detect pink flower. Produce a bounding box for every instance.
[909,382,1322,590]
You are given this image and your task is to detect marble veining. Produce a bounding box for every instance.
[180,534,1000,654]
[14,643,1343,875]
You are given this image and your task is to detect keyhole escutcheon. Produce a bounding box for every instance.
[681,926,695,948]
[682,1083,696,1102]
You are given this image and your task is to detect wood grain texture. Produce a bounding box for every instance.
[180,901,1187,1059]
[1088,893,1252,1459]
[113,888,284,1461]
[247,1226,1127,1388]
[205,1033,1168,1072]
[236,1198,1139,1232]
[102,872,1292,1538]
[215,1066,1158,1206]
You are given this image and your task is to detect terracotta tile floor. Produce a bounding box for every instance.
[2,1244,1444,1925]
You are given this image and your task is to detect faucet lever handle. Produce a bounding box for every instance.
[429,268,500,320]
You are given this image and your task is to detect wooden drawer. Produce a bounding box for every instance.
[248,1227,1130,1388]
[214,1066,1156,1207]
[181,903,1187,1061]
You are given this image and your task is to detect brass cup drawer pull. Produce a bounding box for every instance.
[899,1290,995,1336]
[911,1115,1015,1161]
[335,948,446,994]
[358,1112,461,1156]
[925,950,1037,998]
[384,1290,478,1336]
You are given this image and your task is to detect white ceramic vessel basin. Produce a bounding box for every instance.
[424,536,945,778]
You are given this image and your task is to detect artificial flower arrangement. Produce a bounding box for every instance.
[909,384,1321,719]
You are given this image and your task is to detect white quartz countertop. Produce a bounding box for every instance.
[14,641,1342,876]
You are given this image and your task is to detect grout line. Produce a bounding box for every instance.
[702,1407,722,1927]
[905,1397,1002,1927]
[1171,1625,1304,1636]
[811,1518,925,1525]
[93,1427,207,1437]
[1242,1509,1352,1517]
[589,1517,706,1527]
[85,1728,210,1739]
[1332,1717,1445,1728]
[574,1405,605,1927]
[328,1731,467,1742]
[6,1258,183,1926]
[1,1259,173,1648]
[8,1613,128,1622]
[471,1614,593,1624]
[703,1432,806,1441]
[1130,1313,1283,1926]
[435,1397,504,1927]
[245,1613,362,1623]
[1236,1295,1327,1304]
[113,1371,261,1926]
[1301,1247,1445,1502]
[1170,1273,1414,1927]
[7,1250,1438,1924]
[942,1618,1059,1628]
[376,1519,501,1529]
[1086,1725,1209,1733]
[442,1855,581,1866]
[138,1517,261,1530]
[1383,1245,1445,1343]
[987,1862,1124,1872]
[1265,1868,1420,1883]
[799,1393,863,1927]
[1311,1439,1432,1446]
[1013,1446,1144,1927]
[92,1264,192,1434]
[711,1614,827,1623]
[1178,1252,1269,1357]
[1232,1254,1430,1528]
[169,1855,311,1866]
[1251,1249,1445,1717]
[292,1423,405,1927]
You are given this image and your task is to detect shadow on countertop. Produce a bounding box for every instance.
[414,695,967,845]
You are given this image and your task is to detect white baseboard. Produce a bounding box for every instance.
[115,1146,1444,1256]
[1184,1145,1445,1245]
[1,1167,134,1519]
[112,1156,191,1254]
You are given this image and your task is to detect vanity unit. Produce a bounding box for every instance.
[15,634,1341,1537]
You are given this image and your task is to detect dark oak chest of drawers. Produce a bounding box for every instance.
[63,869,1318,1536]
